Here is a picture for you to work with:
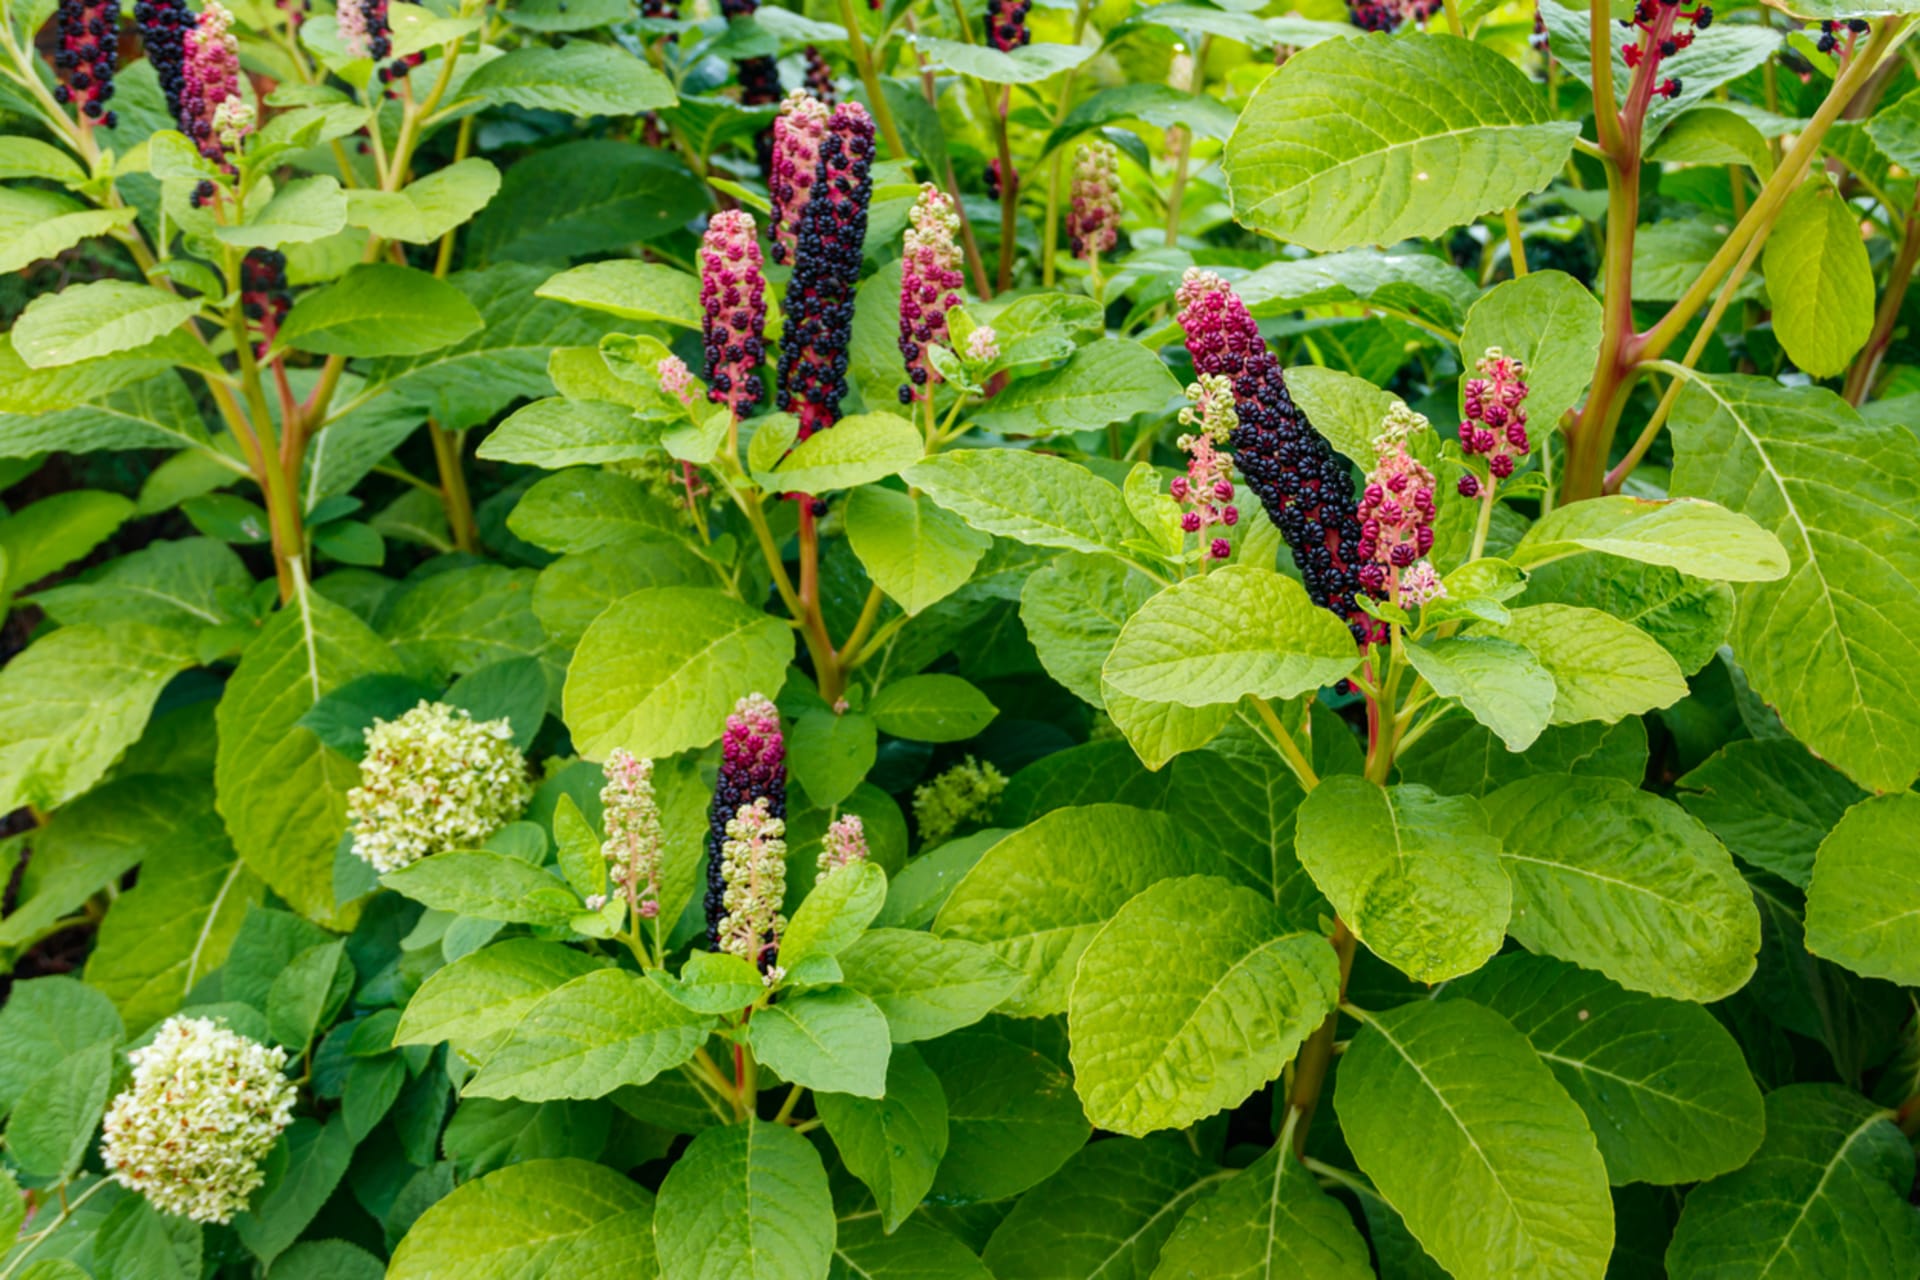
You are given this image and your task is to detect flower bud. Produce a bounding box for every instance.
[913,755,1006,847]
[818,813,869,875]
[897,184,964,402]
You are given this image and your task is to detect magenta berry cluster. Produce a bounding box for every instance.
[705,694,786,954]
[1619,0,1713,100]
[1176,270,1379,644]
[1456,348,1531,496]
[1067,141,1121,260]
[53,0,119,127]
[339,0,422,91]
[1345,0,1440,34]
[1356,423,1438,589]
[1172,374,1240,562]
[987,0,1032,51]
[701,210,768,417]
[178,1,238,163]
[897,185,964,404]
[769,92,831,267]
[776,102,875,439]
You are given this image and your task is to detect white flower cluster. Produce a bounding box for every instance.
[718,797,788,984]
[347,700,532,873]
[101,1016,296,1224]
[601,749,664,919]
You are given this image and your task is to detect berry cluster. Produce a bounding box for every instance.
[1814,16,1869,54]
[1172,373,1240,562]
[340,0,421,91]
[135,0,190,122]
[640,0,677,15]
[705,693,786,954]
[769,90,831,266]
[818,813,869,876]
[804,46,836,103]
[1356,406,1438,588]
[1345,0,1441,34]
[717,799,788,982]
[1067,140,1121,260]
[1456,347,1531,497]
[53,0,119,127]
[898,184,964,404]
[701,209,768,417]
[1619,0,1713,101]
[775,102,875,439]
[178,0,240,162]
[1175,269,1379,644]
[987,0,1031,50]
[239,248,290,349]
[601,749,664,922]
[985,157,1013,201]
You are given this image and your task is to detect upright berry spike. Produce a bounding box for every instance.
[705,694,786,953]
[897,184,964,404]
[1356,405,1438,588]
[768,90,831,266]
[986,0,1031,50]
[701,210,769,417]
[1172,374,1241,561]
[1175,268,1379,644]
[1458,347,1532,484]
[1067,140,1121,260]
[601,750,664,922]
[180,0,240,162]
[53,0,120,127]
[135,0,191,119]
[776,101,875,439]
[1345,0,1441,33]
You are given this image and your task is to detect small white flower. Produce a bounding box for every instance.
[347,701,532,874]
[601,749,663,919]
[101,1017,296,1224]
[717,797,787,974]
[965,325,1000,365]
[817,813,868,875]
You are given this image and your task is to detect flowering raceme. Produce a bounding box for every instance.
[602,749,664,920]
[818,813,869,874]
[914,756,1006,847]
[776,102,875,438]
[706,693,786,952]
[100,1017,296,1224]
[1067,141,1121,260]
[1356,405,1438,588]
[1457,347,1532,496]
[717,798,788,981]
[700,210,767,416]
[179,1,241,163]
[346,701,532,873]
[1172,373,1240,562]
[897,184,964,404]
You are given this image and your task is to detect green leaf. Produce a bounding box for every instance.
[1486,775,1761,1002]
[787,708,876,810]
[1669,373,1920,792]
[1483,602,1686,725]
[478,397,655,469]
[1281,366,1403,468]
[473,141,703,262]
[563,586,793,761]
[1165,730,1323,925]
[533,539,717,649]
[271,1242,381,1280]
[461,42,676,114]
[12,280,201,370]
[1019,554,1154,709]
[0,189,135,276]
[215,586,401,925]
[345,157,501,244]
[908,34,1093,83]
[1762,176,1873,378]
[0,976,121,1117]
[748,987,891,1098]
[966,339,1181,438]
[94,1194,202,1280]
[536,261,702,327]
[214,175,349,248]
[1648,104,1776,176]
[844,486,991,617]
[1405,635,1555,753]
[867,674,997,742]
[779,861,887,975]
[1224,34,1580,252]
[1446,953,1765,1186]
[1676,738,1866,887]
[1104,565,1360,707]
[394,938,604,1060]
[762,412,924,495]
[1458,271,1603,438]
[1294,777,1510,983]
[388,1157,657,1279]
[382,851,581,926]
[1520,555,1734,675]
[233,1114,355,1265]
[1665,1085,1920,1279]
[32,535,247,634]
[1804,792,1920,985]
[467,968,714,1101]
[1069,875,1337,1136]
[1152,1140,1375,1280]
[920,1030,1090,1203]
[267,939,347,1048]
[817,1045,947,1231]
[654,1120,835,1280]
[5,1040,112,1181]
[508,468,684,553]
[1102,685,1233,772]
[0,136,86,184]
[838,928,1021,1043]
[1,488,133,594]
[908,449,1142,558]
[831,1216,990,1279]
[934,804,1211,1016]
[1334,999,1613,1280]
[1236,248,1479,333]
[279,264,484,357]
[1515,495,1789,581]
[1042,82,1241,156]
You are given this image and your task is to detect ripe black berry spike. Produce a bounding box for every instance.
[704,694,786,971]
[54,0,120,129]
[1175,269,1381,645]
[720,0,781,174]
[239,249,291,355]
[775,101,875,440]
[1619,0,1711,106]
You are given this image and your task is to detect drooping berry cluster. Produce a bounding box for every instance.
[1456,347,1531,497]
[1067,140,1121,260]
[1814,16,1868,54]
[776,102,875,439]
[53,0,119,127]
[1356,405,1437,590]
[701,209,768,417]
[1175,269,1378,644]
[1172,374,1240,562]
[705,694,786,954]
[804,46,836,103]
[601,749,664,922]
[817,813,869,876]
[179,0,240,162]
[769,90,831,266]
[135,0,190,121]
[1345,0,1441,34]
[240,249,291,348]
[898,184,964,404]
[1619,0,1712,100]
[986,0,1031,51]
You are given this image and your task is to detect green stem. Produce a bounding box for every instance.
[836,0,909,159]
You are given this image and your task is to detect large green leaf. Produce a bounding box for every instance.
[1762,176,1874,379]
[763,413,924,495]
[388,1158,657,1279]
[460,42,676,115]
[837,929,1021,1043]
[1394,714,1648,798]
[563,586,793,761]
[933,804,1212,1015]
[12,281,201,369]
[919,1030,1089,1204]
[967,339,1181,438]
[1669,374,1920,792]
[866,673,997,742]
[394,938,605,1061]
[748,987,891,1099]
[473,140,703,262]
[477,397,658,469]
[1458,271,1603,437]
[0,190,134,276]
[1510,495,1789,581]
[1224,34,1580,251]
[214,175,349,249]
[508,468,684,553]
[381,851,581,925]
[1405,635,1555,753]
[535,261,702,327]
[1165,729,1324,925]
[467,968,714,1101]
[1486,775,1760,1002]
[1676,738,1865,887]
[1804,792,1920,985]
[830,1218,991,1280]
[1665,1085,1920,1279]
[1484,603,1687,725]
[844,486,991,617]
[1445,954,1765,1186]
[279,264,484,358]
[654,1119,836,1280]
[908,34,1093,84]
[1294,777,1510,983]
[1103,565,1359,707]
[214,585,401,925]
[1519,554,1734,675]
[345,157,501,244]
[1151,1139,1374,1280]
[816,1046,947,1231]
[1334,999,1613,1280]
[1,488,134,594]
[1069,875,1336,1136]
[1019,554,1156,708]
[908,449,1143,558]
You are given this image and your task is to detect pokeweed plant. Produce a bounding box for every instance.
[1,0,1920,1270]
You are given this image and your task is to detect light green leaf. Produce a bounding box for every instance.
[1804,792,1920,985]
[1335,999,1613,1280]
[395,938,605,1060]
[0,189,135,275]
[748,987,891,1099]
[1224,34,1580,252]
[1484,602,1686,725]
[934,804,1210,1016]
[214,176,349,248]
[920,1031,1090,1204]
[466,968,714,1101]
[1515,495,1789,581]
[1294,777,1510,983]
[474,140,703,262]
[1446,953,1765,1185]
[478,397,655,468]
[763,413,924,495]
[1648,104,1776,177]
[1486,774,1761,1002]
[909,34,1093,84]
[536,260,702,327]
[12,280,202,369]
[787,708,876,811]
[1152,1140,1375,1280]
[1665,1085,1920,1279]
[654,1119,835,1280]
[817,1045,947,1231]
[461,42,677,115]
[1103,565,1359,708]
[533,539,717,649]
[908,448,1142,558]
[967,338,1181,438]
[279,264,484,357]
[1676,737,1866,887]
[830,1216,990,1279]
[345,157,501,244]
[1763,176,1874,378]
[1405,635,1555,753]
[382,851,580,926]
[267,939,346,1048]
[779,861,887,975]
[508,468,684,553]
[1669,373,1920,792]
[1102,684,1233,772]
[6,1040,112,1181]
[1,488,134,594]
[1020,554,1156,708]
[0,976,121,1118]
[844,486,991,617]
[1236,248,1479,333]
[563,586,793,760]
[387,1157,657,1280]
[838,928,1021,1043]
[867,674,996,742]
[1458,271,1603,438]
[0,136,86,184]
[1069,875,1337,1136]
